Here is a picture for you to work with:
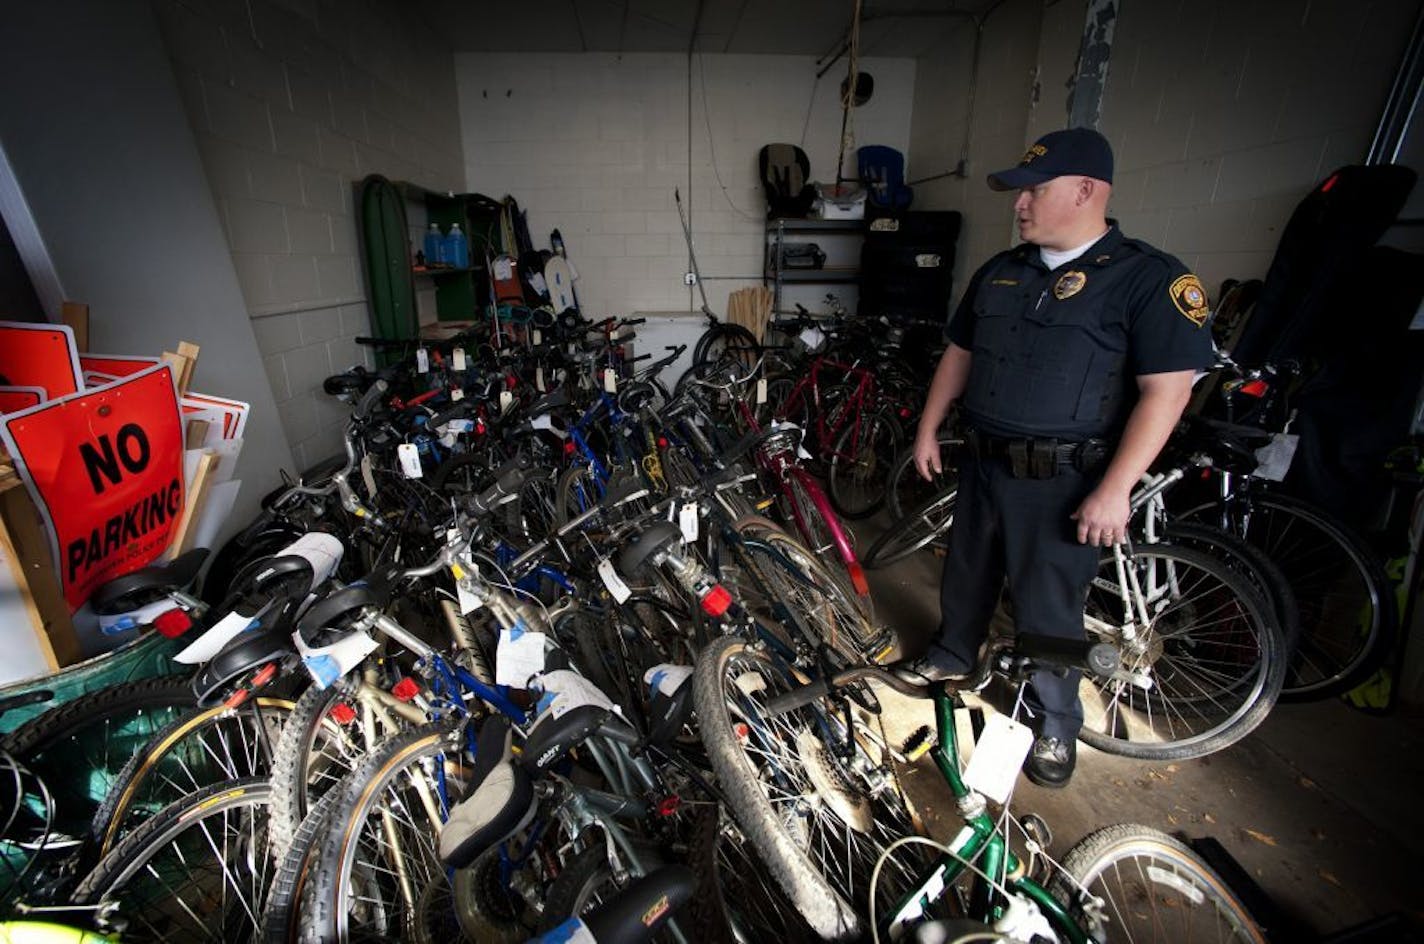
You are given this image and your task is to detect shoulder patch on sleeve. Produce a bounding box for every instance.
[1169,274,1211,326]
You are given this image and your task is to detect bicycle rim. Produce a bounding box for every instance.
[1058,823,1266,943]
[863,486,956,569]
[76,779,275,943]
[827,409,902,519]
[1079,545,1284,760]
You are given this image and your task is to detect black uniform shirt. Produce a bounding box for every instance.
[948,224,1214,440]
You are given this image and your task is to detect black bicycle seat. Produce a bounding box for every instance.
[228,553,316,601]
[617,521,682,577]
[527,389,569,416]
[295,584,384,647]
[90,548,210,615]
[523,703,610,774]
[190,626,294,707]
[577,865,697,943]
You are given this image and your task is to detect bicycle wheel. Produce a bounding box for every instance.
[1080,544,1285,760]
[555,464,602,525]
[828,407,903,520]
[92,696,294,858]
[1158,521,1302,656]
[1176,491,1396,700]
[729,521,878,659]
[71,778,275,943]
[885,434,962,521]
[261,782,343,944]
[268,679,415,863]
[863,485,957,569]
[1055,824,1265,943]
[692,636,931,942]
[298,723,472,944]
[2,676,195,886]
[686,805,817,944]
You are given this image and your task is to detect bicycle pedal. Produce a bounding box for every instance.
[902,725,933,761]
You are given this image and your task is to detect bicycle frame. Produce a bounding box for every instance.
[777,356,879,458]
[883,687,1090,943]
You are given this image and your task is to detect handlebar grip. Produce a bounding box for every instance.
[623,318,647,327]
[761,679,830,716]
[665,344,687,355]
[1014,634,1119,679]
[354,379,389,420]
[427,400,474,428]
[631,353,652,363]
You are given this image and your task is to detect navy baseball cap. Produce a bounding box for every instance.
[987,128,1114,191]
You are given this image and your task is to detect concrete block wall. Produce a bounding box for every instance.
[153,0,464,469]
[912,0,1420,312]
[907,0,1045,314]
[454,53,915,320]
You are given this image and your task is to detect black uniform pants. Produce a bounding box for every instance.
[935,453,1102,740]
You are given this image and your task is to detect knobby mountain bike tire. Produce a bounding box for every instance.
[92,696,294,858]
[260,781,344,944]
[691,636,930,942]
[1080,544,1285,760]
[863,484,957,569]
[297,722,467,944]
[1054,824,1266,943]
[72,778,275,944]
[1176,491,1397,700]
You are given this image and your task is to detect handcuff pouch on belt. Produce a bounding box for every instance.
[1005,438,1060,479]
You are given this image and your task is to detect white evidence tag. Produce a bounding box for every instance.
[962,713,1035,805]
[496,627,547,688]
[174,609,259,664]
[756,378,768,405]
[451,387,464,401]
[360,454,377,499]
[536,367,546,392]
[533,329,543,345]
[499,390,514,414]
[603,370,617,394]
[397,442,423,478]
[679,502,699,542]
[596,558,632,603]
[416,348,429,373]
[529,272,548,296]
[1253,433,1299,482]
[452,347,467,370]
[457,580,483,615]
[493,257,514,281]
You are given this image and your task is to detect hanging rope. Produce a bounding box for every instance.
[835,0,864,187]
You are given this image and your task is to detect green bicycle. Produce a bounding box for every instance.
[695,632,1268,942]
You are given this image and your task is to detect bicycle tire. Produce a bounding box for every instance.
[827,406,903,520]
[3,677,195,850]
[260,779,343,944]
[692,636,929,942]
[691,323,759,368]
[555,465,601,525]
[71,778,274,943]
[684,805,817,944]
[297,722,467,944]
[92,695,293,858]
[1176,491,1397,700]
[863,485,957,569]
[1158,521,1302,656]
[885,434,962,521]
[1054,823,1266,943]
[1079,544,1285,760]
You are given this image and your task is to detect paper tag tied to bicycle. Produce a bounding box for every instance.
[597,558,632,603]
[1252,433,1299,482]
[531,669,617,722]
[495,622,547,688]
[962,713,1035,804]
[397,442,423,478]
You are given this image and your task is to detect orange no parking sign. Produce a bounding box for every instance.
[0,365,186,611]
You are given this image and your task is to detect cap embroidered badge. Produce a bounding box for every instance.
[1054,271,1087,300]
[1170,274,1211,326]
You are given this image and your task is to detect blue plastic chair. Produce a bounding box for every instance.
[858,145,913,210]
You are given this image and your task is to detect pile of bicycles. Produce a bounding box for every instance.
[0,312,1270,943]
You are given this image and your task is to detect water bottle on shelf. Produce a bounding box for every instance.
[423,223,444,267]
[444,223,469,269]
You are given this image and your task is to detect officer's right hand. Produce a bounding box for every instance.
[913,433,942,482]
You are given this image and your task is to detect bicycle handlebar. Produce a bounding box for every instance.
[354,378,388,421]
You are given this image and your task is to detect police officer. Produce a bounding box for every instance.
[898,128,1214,787]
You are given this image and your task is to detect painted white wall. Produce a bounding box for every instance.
[0,0,293,527]
[910,0,1420,308]
[455,52,916,320]
[154,0,466,470]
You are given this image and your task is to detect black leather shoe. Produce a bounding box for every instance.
[891,645,971,687]
[1023,736,1076,788]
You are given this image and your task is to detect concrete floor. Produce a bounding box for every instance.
[860,526,1424,941]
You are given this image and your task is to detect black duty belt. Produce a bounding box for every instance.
[965,429,1112,479]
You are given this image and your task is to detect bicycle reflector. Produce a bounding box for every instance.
[848,561,871,596]
[153,608,193,638]
[564,441,577,456]
[392,677,420,702]
[1239,379,1270,397]
[699,584,733,617]
[329,702,357,725]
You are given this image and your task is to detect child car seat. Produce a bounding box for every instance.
[759,144,817,219]
[858,145,913,211]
